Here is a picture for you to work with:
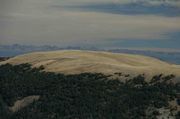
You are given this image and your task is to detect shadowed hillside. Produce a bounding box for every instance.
[0,63,180,119]
[0,57,10,62]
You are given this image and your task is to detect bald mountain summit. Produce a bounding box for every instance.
[0,50,180,119]
[1,50,180,79]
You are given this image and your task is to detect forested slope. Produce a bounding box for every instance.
[0,63,180,119]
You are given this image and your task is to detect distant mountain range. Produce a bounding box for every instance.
[0,44,180,64]
[108,49,180,65]
[0,44,83,57]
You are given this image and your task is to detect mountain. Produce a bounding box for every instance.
[1,50,180,119]
[1,44,180,65]
[1,50,180,79]
[108,48,180,64]
[0,44,91,57]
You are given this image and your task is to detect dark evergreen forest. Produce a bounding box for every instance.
[0,63,180,119]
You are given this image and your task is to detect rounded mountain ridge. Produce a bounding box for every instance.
[1,50,180,78]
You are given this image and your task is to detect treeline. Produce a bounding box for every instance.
[0,63,180,119]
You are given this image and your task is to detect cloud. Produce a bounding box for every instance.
[0,0,180,49]
[1,11,180,45]
[100,30,180,49]
[61,1,180,17]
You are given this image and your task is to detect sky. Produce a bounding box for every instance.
[0,0,180,49]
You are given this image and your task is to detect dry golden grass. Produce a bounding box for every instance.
[1,50,180,78]
[9,96,40,113]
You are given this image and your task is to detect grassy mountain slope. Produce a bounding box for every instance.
[1,50,180,78]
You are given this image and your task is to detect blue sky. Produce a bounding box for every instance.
[0,0,180,50]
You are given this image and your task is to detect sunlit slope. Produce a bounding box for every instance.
[1,50,180,77]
